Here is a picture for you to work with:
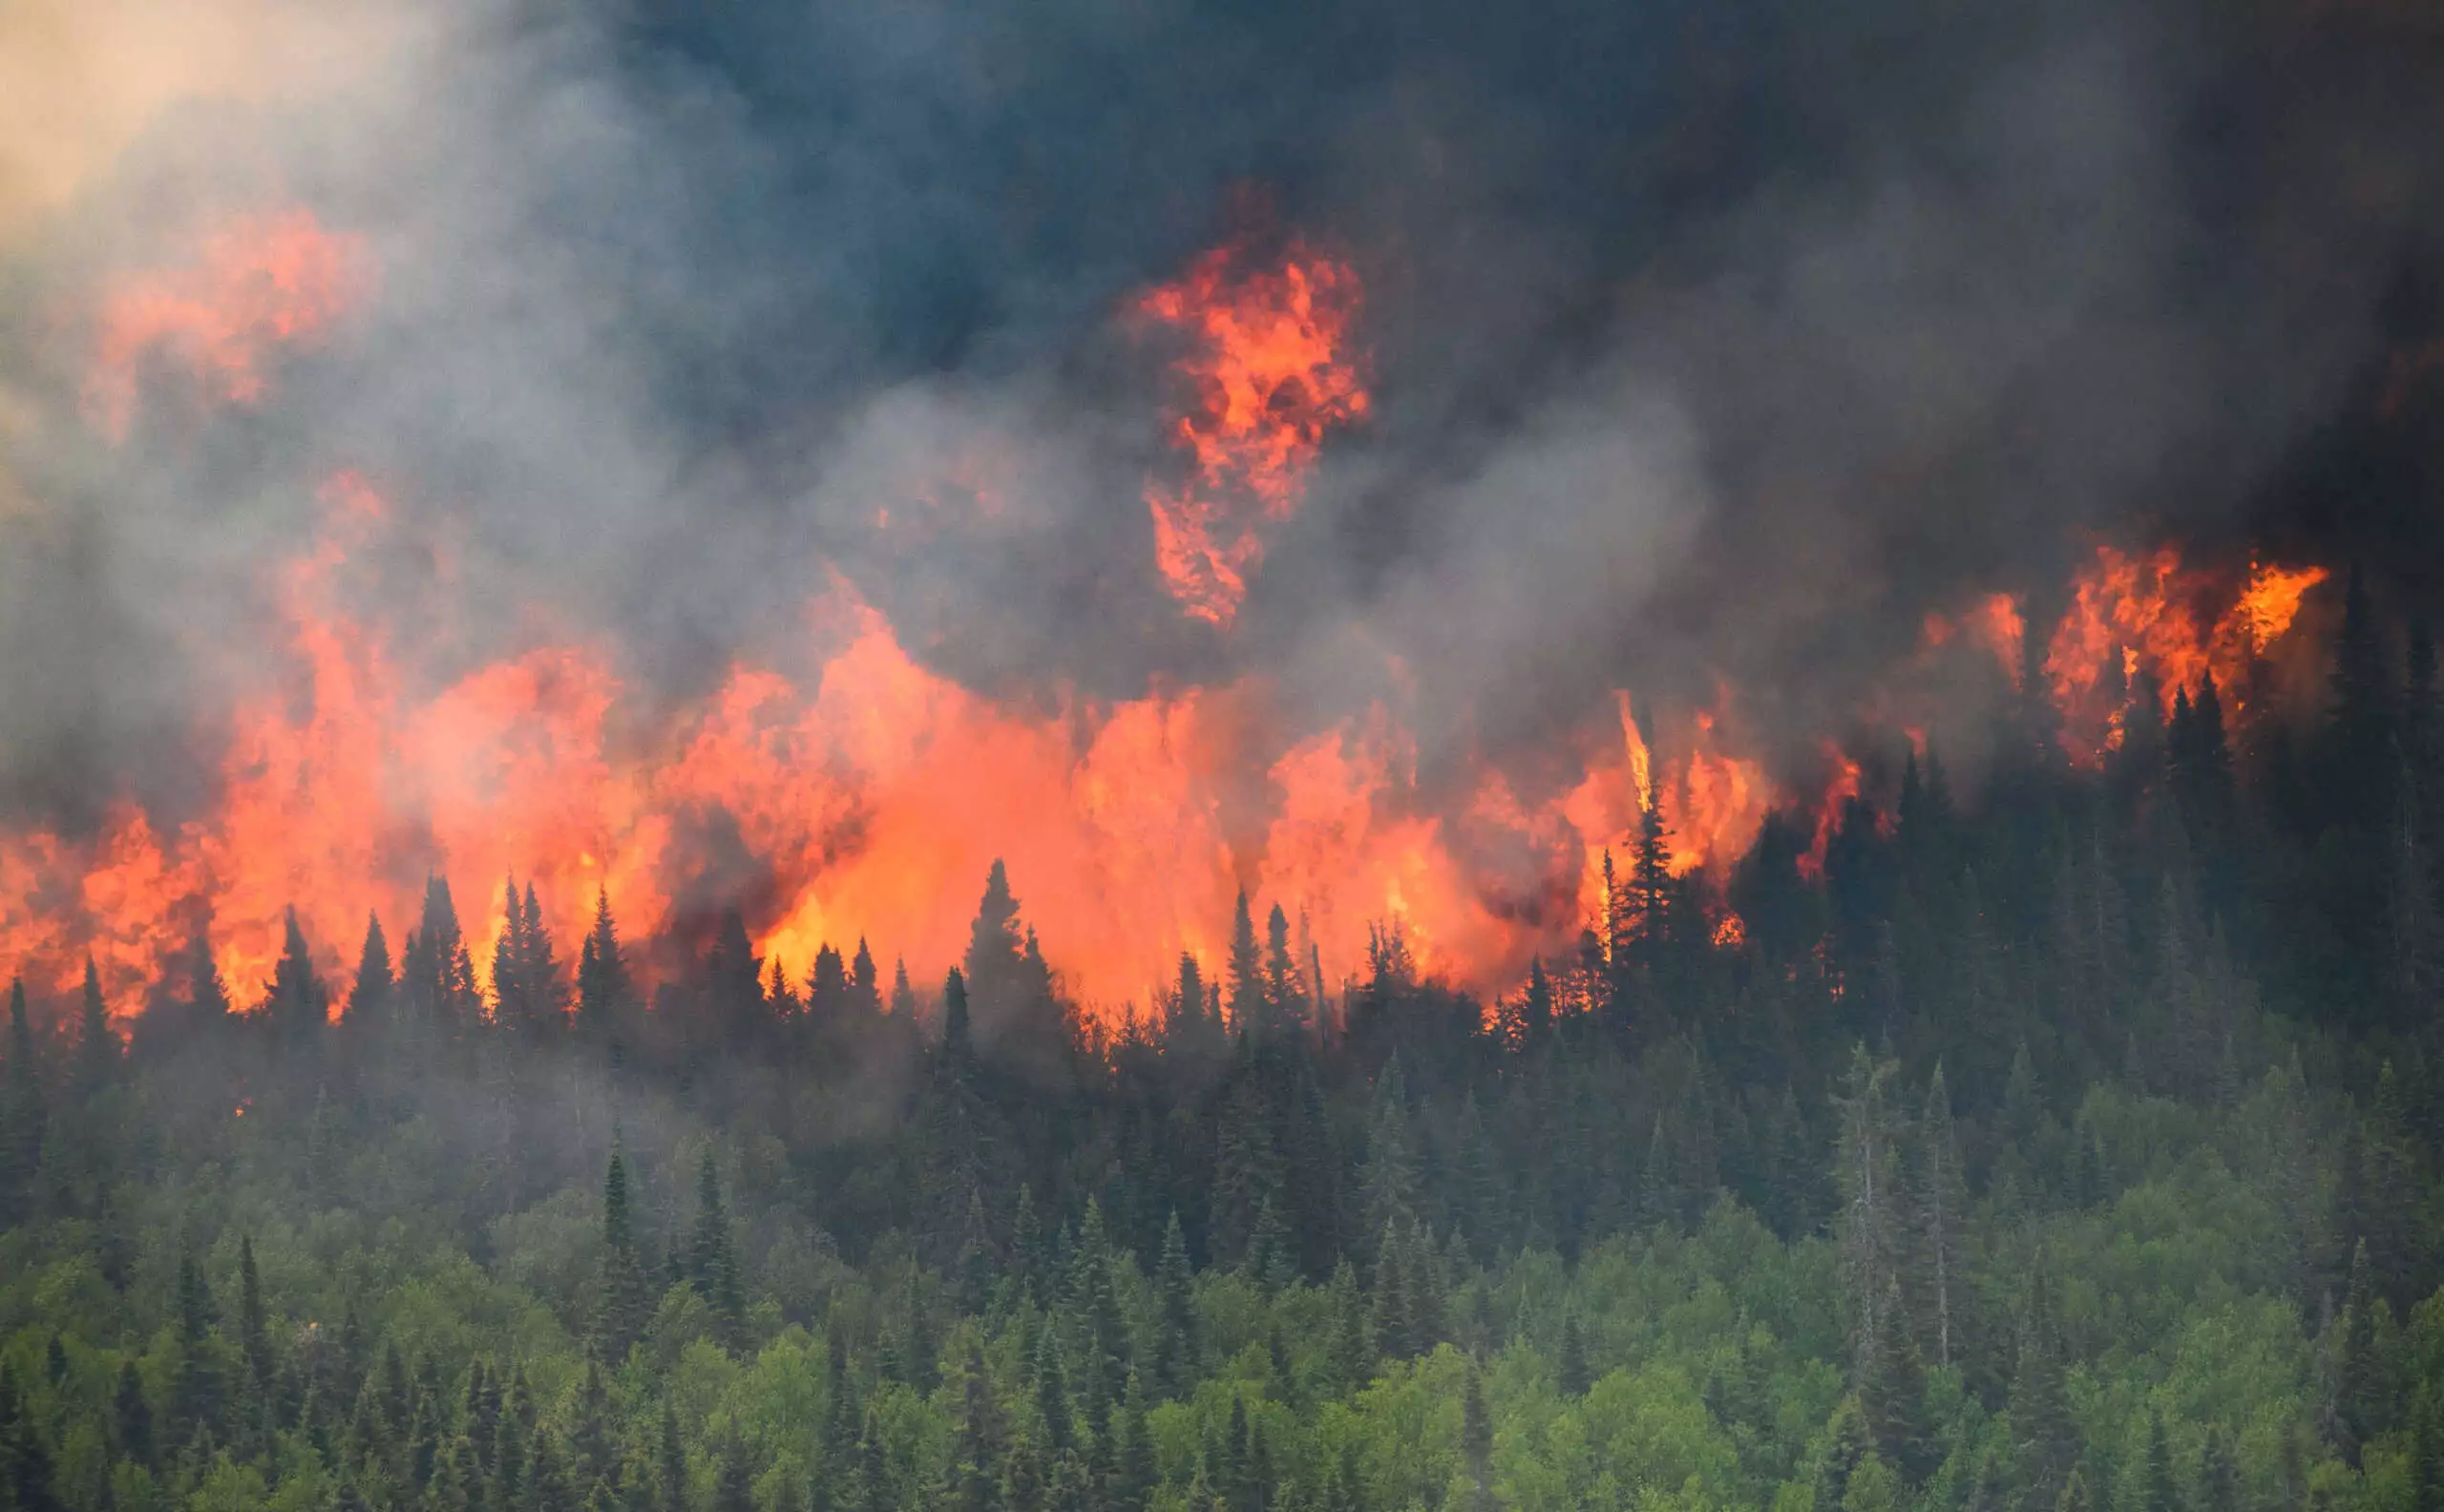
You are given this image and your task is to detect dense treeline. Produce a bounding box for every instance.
[4,572,2444,1510]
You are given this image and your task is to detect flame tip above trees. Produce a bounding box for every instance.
[1133,234,1369,626]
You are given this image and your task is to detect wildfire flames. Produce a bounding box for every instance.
[0,206,2347,1028]
[2042,546,2328,766]
[82,209,371,440]
[1133,235,1369,626]
[1922,594,2027,688]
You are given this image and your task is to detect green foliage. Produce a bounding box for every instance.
[0,744,2436,1512]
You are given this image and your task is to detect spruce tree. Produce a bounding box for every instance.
[2410,1386,2444,1512]
[237,1235,273,1403]
[1557,1310,1591,1396]
[658,1399,686,1512]
[2138,1407,2176,1512]
[964,860,1027,1022]
[1225,890,1264,1034]
[0,979,43,1225]
[710,1448,751,1512]
[1910,1062,1970,1371]
[265,907,330,1046]
[576,889,632,1046]
[1156,1210,1198,1397]
[940,968,974,1069]
[402,875,479,1032]
[1832,1044,1904,1395]
[0,1364,61,1512]
[687,1150,746,1343]
[74,959,117,1100]
[170,1246,223,1446]
[595,1150,652,1361]
[114,1358,152,1467]
[2199,1424,2239,1512]
[347,914,394,1027]
[1461,1362,1494,1512]
[1261,902,1303,1039]
[2011,1270,2075,1508]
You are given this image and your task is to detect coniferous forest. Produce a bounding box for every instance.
[5,592,2444,1512]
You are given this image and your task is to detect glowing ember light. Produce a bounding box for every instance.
[1133,237,1368,625]
[83,208,372,440]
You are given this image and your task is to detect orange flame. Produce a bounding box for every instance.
[1134,238,1368,625]
[1,472,1645,1019]
[83,209,372,440]
[2043,546,2328,766]
[1798,746,1863,882]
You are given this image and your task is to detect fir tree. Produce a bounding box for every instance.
[964,860,1028,1023]
[1224,890,1265,1035]
[1832,1044,1904,1395]
[1557,1310,1591,1396]
[658,1400,686,1512]
[1910,1062,1970,1371]
[687,1149,746,1343]
[237,1235,273,1404]
[1262,901,1303,1039]
[348,913,394,1028]
[940,968,974,1069]
[2200,1424,2240,1512]
[74,959,117,1099]
[594,1150,652,1361]
[402,875,480,1031]
[575,889,631,1046]
[702,909,765,1048]
[1156,1210,1198,1398]
[0,1365,61,1512]
[114,1358,153,1467]
[2137,1407,2176,1512]
[2409,1386,2444,1512]
[0,978,43,1224]
[265,906,330,1045]
[2011,1270,2075,1508]
[1113,1370,1156,1511]
[850,939,883,1017]
[1461,1362,1494,1512]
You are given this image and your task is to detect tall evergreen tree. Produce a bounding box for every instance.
[2011,1269,2075,1508]
[264,907,330,1045]
[702,909,765,1048]
[687,1149,746,1343]
[1832,1044,1904,1394]
[1909,1063,1970,1371]
[1226,890,1264,1034]
[575,888,632,1046]
[0,978,43,1224]
[347,913,394,1028]
[594,1149,652,1360]
[74,958,117,1099]
[401,876,480,1033]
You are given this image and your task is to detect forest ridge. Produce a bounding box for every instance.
[0,576,2441,1510]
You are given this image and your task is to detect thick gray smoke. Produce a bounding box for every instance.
[1,0,2439,827]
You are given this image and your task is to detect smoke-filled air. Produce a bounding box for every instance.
[1,0,2442,1508]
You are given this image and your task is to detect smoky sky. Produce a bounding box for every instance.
[2,0,2440,825]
